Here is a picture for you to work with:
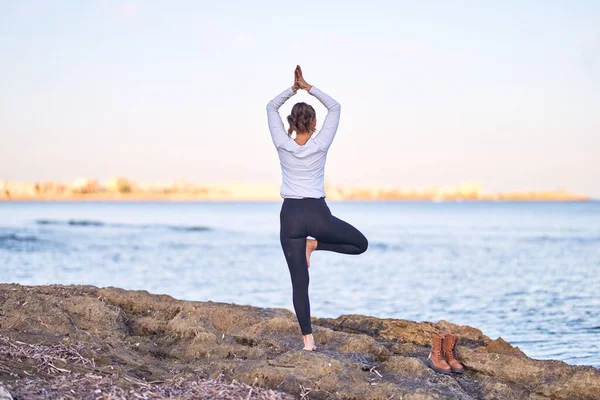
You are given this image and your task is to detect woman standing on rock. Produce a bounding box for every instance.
[266,66,368,351]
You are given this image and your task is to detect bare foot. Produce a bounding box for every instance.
[303,333,317,351]
[306,239,317,268]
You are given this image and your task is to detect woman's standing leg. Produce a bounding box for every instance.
[280,237,312,334]
[280,200,313,336]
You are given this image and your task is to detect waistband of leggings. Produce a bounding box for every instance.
[282,197,325,202]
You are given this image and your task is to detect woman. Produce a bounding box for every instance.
[266,65,368,351]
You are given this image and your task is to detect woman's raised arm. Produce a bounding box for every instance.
[266,87,297,148]
[294,66,341,151]
[308,86,341,151]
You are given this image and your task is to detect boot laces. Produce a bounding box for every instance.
[445,337,457,360]
[434,337,444,360]
[450,345,458,360]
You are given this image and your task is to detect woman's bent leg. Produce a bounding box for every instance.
[280,236,312,334]
[313,215,368,255]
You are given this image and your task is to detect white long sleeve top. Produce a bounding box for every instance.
[266,86,341,199]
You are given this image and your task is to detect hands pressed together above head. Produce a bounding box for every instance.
[292,65,312,92]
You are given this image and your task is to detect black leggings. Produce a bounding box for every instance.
[279,198,368,335]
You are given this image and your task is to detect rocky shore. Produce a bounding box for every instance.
[0,284,598,399]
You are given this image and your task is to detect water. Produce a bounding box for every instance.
[1,201,599,367]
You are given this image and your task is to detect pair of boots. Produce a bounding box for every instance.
[426,333,465,375]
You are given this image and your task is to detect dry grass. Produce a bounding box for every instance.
[0,335,294,400]
[0,334,95,374]
[4,376,295,400]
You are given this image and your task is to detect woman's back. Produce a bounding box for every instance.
[266,86,341,199]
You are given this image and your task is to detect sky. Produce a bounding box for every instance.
[1,0,599,196]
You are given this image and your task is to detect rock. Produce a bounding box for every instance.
[0,283,598,400]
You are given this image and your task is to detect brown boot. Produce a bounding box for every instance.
[425,333,451,375]
[443,333,465,374]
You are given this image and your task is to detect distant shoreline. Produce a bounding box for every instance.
[1,178,591,202]
[0,195,593,202]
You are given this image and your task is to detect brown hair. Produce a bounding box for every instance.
[287,102,316,136]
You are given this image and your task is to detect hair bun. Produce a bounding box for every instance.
[286,102,317,136]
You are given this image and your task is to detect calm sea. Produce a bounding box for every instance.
[1,201,599,367]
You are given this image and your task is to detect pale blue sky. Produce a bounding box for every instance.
[1,1,599,196]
